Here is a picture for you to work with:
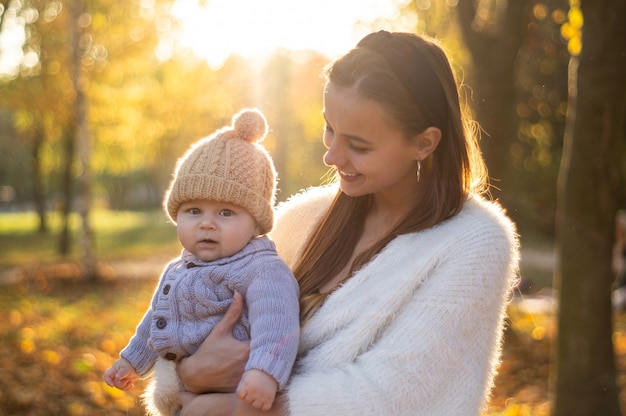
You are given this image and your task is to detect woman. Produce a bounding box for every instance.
[176,30,519,416]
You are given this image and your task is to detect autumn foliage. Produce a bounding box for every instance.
[0,261,625,415]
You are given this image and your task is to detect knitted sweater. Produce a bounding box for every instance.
[270,186,519,416]
[120,236,300,390]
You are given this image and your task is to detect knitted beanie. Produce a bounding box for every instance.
[164,109,276,235]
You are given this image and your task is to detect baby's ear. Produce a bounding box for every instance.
[413,126,441,160]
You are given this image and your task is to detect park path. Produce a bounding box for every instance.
[1,248,555,286]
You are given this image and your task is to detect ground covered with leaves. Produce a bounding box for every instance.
[0,263,624,416]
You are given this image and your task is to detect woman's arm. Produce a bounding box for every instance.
[177,292,250,393]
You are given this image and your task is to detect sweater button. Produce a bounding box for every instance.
[164,353,177,361]
[156,318,167,329]
[163,284,170,295]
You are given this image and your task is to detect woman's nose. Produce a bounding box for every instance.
[323,138,343,167]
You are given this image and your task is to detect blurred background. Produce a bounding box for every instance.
[0,0,582,237]
[0,0,625,415]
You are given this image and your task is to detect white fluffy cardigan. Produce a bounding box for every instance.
[270,186,519,416]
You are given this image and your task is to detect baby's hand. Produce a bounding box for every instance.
[104,358,140,391]
[236,368,278,411]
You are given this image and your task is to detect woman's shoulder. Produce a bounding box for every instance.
[276,184,337,214]
[271,185,338,268]
[414,193,518,257]
[460,194,518,235]
[274,185,337,231]
[440,193,520,257]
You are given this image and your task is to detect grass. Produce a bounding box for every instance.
[0,209,180,268]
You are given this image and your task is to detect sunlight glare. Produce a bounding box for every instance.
[171,0,403,68]
[0,5,26,78]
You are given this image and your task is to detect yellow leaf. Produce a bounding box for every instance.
[43,349,61,365]
[568,7,584,29]
[568,37,582,56]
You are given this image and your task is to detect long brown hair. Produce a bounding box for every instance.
[294,32,488,323]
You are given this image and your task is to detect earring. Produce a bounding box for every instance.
[416,160,421,183]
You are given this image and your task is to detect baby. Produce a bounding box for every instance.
[104,109,300,415]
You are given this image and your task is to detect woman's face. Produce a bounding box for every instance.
[322,82,422,200]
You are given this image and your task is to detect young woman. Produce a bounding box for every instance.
[175,30,519,416]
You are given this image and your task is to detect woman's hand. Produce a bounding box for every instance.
[177,391,286,416]
[177,292,250,393]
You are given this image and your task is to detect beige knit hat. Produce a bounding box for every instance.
[164,109,276,235]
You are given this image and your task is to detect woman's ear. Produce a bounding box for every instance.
[413,127,441,160]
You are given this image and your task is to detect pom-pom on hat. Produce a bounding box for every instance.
[164,109,276,235]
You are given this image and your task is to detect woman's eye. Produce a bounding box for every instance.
[349,144,368,153]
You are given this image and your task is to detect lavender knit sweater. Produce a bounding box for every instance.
[120,236,299,389]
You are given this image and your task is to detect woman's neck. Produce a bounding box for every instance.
[369,189,417,228]
[318,196,411,294]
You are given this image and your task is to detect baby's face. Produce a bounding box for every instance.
[176,199,259,262]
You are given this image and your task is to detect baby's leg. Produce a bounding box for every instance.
[142,358,182,416]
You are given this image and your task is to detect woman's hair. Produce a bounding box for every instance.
[294,32,488,323]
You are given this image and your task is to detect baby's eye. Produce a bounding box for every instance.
[219,209,234,217]
[187,207,201,215]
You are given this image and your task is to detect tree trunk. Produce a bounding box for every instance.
[552,0,626,415]
[58,127,75,256]
[456,0,531,203]
[0,0,10,34]
[69,0,97,280]
[31,118,48,233]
